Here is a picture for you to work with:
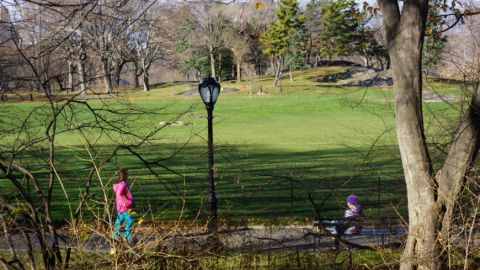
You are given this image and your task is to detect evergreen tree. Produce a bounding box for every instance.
[260,0,307,86]
[318,0,388,68]
[304,0,325,66]
[318,0,364,60]
[285,26,309,72]
[175,15,211,80]
[423,0,446,74]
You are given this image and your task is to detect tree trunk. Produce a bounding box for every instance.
[377,54,385,71]
[143,69,150,92]
[289,66,293,82]
[307,33,313,65]
[101,57,112,93]
[133,62,142,88]
[209,50,216,78]
[115,61,124,87]
[1,87,6,101]
[218,52,222,82]
[134,71,140,88]
[273,57,282,87]
[378,0,480,269]
[67,61,74,93]
[77,60,87,94]
[436,85,480,265]
[236,61,241,82]
[379,1,439,269]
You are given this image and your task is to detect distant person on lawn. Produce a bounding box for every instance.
[113,169,134,241]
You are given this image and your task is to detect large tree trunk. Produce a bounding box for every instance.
[379,0,440,269]
[379,1,440,269]
[378,1,480,269]
[436,86,480,266]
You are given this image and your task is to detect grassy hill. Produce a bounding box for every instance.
[0,67,464,224]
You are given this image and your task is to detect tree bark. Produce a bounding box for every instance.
[114,61,125,87]
[209,50,216,78]
[378,0,480,269]
[436,85,480,262]
[134,70,139,88]
[77,60,87,95]
[379,1,439,269]
[236,61,241,82]
[67,61,74,93]
[1,87,6,101]
[218,52,222,81]
[133,62,141,88]
[101,57,112,93]
[143,69,150,92]
[273,57,282,87]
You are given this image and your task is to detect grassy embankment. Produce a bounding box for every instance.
[0,66,464,223]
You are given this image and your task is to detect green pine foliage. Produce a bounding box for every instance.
[175,15,211,78]
[286,26,310,70]
[317,0,388,68]
[261,0,309,75]
[423,0,446,70]
[261,0,307,59]
[304,0,325,64]
[318,0,363,58]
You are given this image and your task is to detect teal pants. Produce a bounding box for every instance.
[113,212,133,241]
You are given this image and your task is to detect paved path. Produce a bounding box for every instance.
[0,226,409,253]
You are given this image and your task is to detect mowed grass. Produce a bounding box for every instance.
[0,67,465,223]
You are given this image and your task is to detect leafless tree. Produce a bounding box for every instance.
[187,1,227,79]
[130,1,173,91]
[82,0,136,93]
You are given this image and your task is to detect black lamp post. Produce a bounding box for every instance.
[198,76,221,233]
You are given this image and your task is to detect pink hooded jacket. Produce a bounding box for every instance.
[113,180,133,212]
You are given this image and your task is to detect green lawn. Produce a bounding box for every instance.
[0,67,464,223]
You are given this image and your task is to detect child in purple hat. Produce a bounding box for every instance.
[335,194,364,234]
[343,194,364,234]
[333,194,364,249]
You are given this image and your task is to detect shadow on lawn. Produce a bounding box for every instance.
[0,143,406,222]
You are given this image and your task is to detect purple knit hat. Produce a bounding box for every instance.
[347,194,359,205]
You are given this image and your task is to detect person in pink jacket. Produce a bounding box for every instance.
[112,169,134,241]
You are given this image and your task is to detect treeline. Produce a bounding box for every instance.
[0,0,444,98]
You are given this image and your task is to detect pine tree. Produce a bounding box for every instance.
[318,0,364,60]
[317,0,388,68]
[286,26,310,72]
[423,0,446,74]
[305,0,325,66]
[260,0,307,87]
